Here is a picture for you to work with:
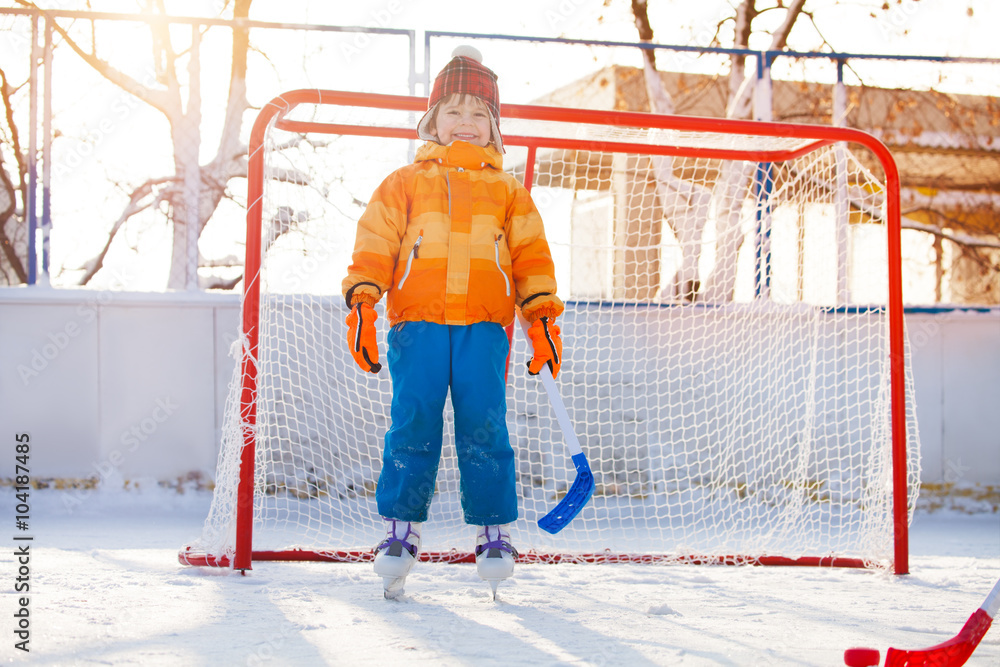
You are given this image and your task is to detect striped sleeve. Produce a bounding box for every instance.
[505,179,564,323]
[342,169,410,307]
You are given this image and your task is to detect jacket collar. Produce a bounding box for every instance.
[416,140,503,171]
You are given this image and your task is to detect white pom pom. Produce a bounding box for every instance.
[452,45,483,62]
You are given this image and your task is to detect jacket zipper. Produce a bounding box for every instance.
[397,230,423,290]
[445,166,464,219]
[446,168,452,219]
[494,234,511,297]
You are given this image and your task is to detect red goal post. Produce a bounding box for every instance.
[180,89,916,575]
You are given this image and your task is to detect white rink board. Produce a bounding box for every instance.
[0,289,997,485]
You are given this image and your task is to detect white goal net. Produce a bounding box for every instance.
[182,91,921,572]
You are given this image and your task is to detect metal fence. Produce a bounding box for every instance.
[1,7,997,301]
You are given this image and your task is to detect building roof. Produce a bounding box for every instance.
[530,66,1000,235]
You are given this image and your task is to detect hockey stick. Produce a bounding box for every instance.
[516,312,595,534]
[844,576,1000,667]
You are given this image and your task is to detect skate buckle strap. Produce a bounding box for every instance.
[374,521,420,558]
[375,536,419,558]
[475,539,518,558]
[476,526,518,558]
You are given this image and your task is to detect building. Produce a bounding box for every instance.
[529,66,1000,304]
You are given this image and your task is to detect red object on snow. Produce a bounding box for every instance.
[845,577,999,667]
[884,606,994,667]
[844,647,881,666]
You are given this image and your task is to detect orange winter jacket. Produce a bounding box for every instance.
[342,140,564,327]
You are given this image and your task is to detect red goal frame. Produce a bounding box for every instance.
[179,89,910,575]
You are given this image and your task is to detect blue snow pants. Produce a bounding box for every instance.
[375,321,518,526]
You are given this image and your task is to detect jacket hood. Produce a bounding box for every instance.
[415,140,503,171]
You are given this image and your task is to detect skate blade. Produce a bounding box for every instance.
[382,576,406,600]
[487,579,500,601]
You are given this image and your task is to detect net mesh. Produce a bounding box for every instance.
[185,96,921,569]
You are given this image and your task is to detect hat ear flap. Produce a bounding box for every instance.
[488,112,504,154]
[417,103,438,142]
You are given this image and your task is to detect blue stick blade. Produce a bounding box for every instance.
[537,453,596,535]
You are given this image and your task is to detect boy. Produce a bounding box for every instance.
[342,46,564,598]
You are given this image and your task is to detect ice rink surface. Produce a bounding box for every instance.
[3,488,997,666]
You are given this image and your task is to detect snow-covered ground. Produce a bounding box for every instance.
[3,487,998,666]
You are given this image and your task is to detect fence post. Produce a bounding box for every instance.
[185,23,202,291]
[26,11,38,285]
[834,59,850,302]
[753,52,774,299]
[39,15,53,287]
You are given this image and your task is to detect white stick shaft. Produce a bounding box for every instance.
[517,313,584,458]
[537,364,584,458]
[981,577,1000,618]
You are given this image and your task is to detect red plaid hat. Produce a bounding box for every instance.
[417,46,504,152]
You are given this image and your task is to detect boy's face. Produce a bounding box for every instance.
[430,95,492,148]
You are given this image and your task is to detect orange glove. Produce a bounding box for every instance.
[526,316,562,379]
[346,303,382,373]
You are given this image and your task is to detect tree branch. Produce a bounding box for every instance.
[76,176,175,285]
[0,66,27,194]
[0,150,26,283]
[901,211,1000,250]
[201,274,243,290]
[630,0,673,115]
[0,66,27,283]
[769,0,807,52]
[630,0,656,66]
[727,0,806,119]
[147,0,182,112]
[210,0,251,169]
[17,1,178,117]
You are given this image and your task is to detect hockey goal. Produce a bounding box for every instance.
[180,89,921,574]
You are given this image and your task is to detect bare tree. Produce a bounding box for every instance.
[886,88,1000,303]
[0,65,29,285]
[630,0,806,302]
[14,0,253,289]
[629,0,998,304]
[629,0,711,301]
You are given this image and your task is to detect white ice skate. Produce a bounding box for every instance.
[373,519,421,599]
[475,524,517,600]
